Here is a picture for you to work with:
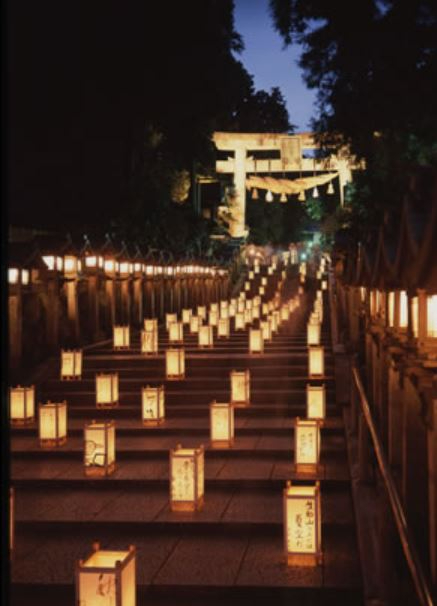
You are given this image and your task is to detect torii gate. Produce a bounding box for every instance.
[212,131,360,238]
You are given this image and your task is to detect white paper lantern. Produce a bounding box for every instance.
[306,384,326,420]
[84,420,115,476]
[210,401,234,448]
[230,369,250,406]
[166,349,185,380]
[170,444,204,511]
[60,349,82,380]
[39,401,67,447]
[142,385,165,425]
[9,386,35,425]
[284,481,322,566]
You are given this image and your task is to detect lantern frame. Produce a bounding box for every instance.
[217,317,230,338]
[230,369,250,407]
[307,323,321,346]
[170,444,204,511]
[168,321,184,344]
[95,373,119,408]
[141,328,158,354]
[189,315,200,334]
[182,308,192,324]
[197,306,207,321]
[209,309,218,327]
[38,401,68,448]
[198,325,213,348]
[308,346,324,378]
[235,312,245,331]
[294,417,321,473]
[306,384,326,420]
[249,328,264,354]
[60,349,83,380]
[84,420,116,477]
[210,401,234,448]
[113,325,130,350]
[142,385,165,426]
[165,313,177,331]
[9,385,35,425]
[166,348,185,380]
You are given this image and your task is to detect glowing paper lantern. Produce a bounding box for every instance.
[309,312,320,325]
[198,325,213,348]
[249,328,264,354]
[38,401,67,447]
[170,444,204,511]
[61,349,82,380]
[210,401,234,448]
[262,303,269,315]
[166,348,185,380]
[308,346,324,377]
[165,313,177,331]
[261,277,267,286]
[244,281,250,292]
[210,303,219,313]
[9,386,35,425]
[321,280,327,291]
[189,315,200,334]
[209,309,218,327]
[140,385,165,425]
[229,302,236,317]
[230,369,250,406]
[246,299,253,310]
[244,308,253,325]
[281,306,290,322]
[261,320,272,341]
[182,308,192,324]
[268,301,275,312]
[254,295,261,306]
[284,481,322,566]
[399,290,408,328]
[169,321,183,343]
[294,417,321,473]
[259,286,265,295]
[411,296,419,337]
[96,373,119,408]
[268,267,273,276]
[252,305,260,320]
[388,291,395,327]
[300,274,306,284]
[113,326,130,349]
[76,543,136,606]
[220,307,229,319]
[305,385,326,421]
[427,294,437,337]
[269,314,278,333]
[237,299,245,313]
[248,270,254,280]
[144,318,158,332]
[197,306,207,321]
[235,312,245,331]
[84,420,115,476]
[307,323,321,346]
[217,317,230,338]
[273,310,281,328]
[141,328,158,354]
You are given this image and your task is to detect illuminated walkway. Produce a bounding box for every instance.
[10,273,362,605]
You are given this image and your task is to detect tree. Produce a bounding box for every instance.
[227,85,294,133]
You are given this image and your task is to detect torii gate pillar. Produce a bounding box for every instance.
[231,147,248,238]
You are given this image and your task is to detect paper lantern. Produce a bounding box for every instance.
[142,385,165,426]
[166,313,177,331]
[248,270,254,280]
[96,373,119,408]
[244,308,253,325]
[253,295,261,306]
[294,417,321,473]
[399,290,408,328]
[189,315,200,334]
[298,286,304,295]
[307,384,326,420]
[269,314,278,333]
[38,401,67,448]
[166,348,185,380]
[198,325,213,348]
[144,318,158,332]
[260,320,272,341]
[273,310,281,328]
[259,286,265,295]
[268,267,273,276]
[141,328,158,354]
[252,305,260,320]
[220,307,229,320]
[84,420,115,476]
[169,321,183,343]
[308,346,324,377]
[9,385,35,425]
[239,291,246,300]
[228,303,236,318]
[261,277,267,286]
[76,543,136,606]
[209,309,218,327]
[411,296,419,337]
[197,306,207,321]
[281,306,290,322]
[217,317,230,338]
[307,323,321,346]
[309,312,320,326]
[237,299,245,313]
[262,303,269,315]
[427,294,437,337]
[170,444,204,511]
[61,349,82,380]
[230,369,250,406]
[321,280,327,291]
[249,328,264,354]
[316,290,322,301]
[210,401,234,448]
[254,264,260,274]
[235,312,245,331]
[182,308,192,324]
[284,481,322,566]
[300,274,306,284]
[113,325,130,349]
[244,281,250,292]
[268,301,275,312]
[316,270,322,280]
[210,303,219,313]
[246,299,253,310]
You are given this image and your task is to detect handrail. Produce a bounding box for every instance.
[352,365,434,606]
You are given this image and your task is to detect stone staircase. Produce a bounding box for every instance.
[10,273,363,605]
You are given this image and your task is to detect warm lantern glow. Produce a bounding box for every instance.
[284,481,322,566]
[387,291,395,327]
[9,385,35,425]
[411,296,419,337]
[182,308,192,324]
[197,306,207,321]
[64,255,78,277]
[261,277,267,286]
[427,295,437,337]
[252,305,260,320]
[166,313,177,331]
[170,444,204,511]
[249,328,264,354]
[230,369,250,406]
[190,315,200,333]
[141,327,158,354]
[198,325,213,348]
[237,299,245,313]
[281,306,290,322]
[169,321,184,343]
[249,270,254,280]
[210,401,234,448]
[142,385,165,425]
[244,281,250,292]
[38,401,67,447]
[261,320,272,341]
[294,418,321,472]
[96,373,119,408]
[262,302,269,315]
[307,323,321,346]
[217,317,230,338]
[268,266,273,276]
[306,385,326,420]
[166,348,185,380]
[269,313,278,333]
[209,309,218,326]
[61,349,82,379]
[84,420,116,476]
[77,543,136,606]
[229,302,236,317]
[244,308,253,325]
[144,318,158,331]
[259,285,265,295]
[308,346,324,377]
[8,268,19,284]
[399,291,408,328]
[113,325,130,349]
[235,312,245,331]
[321,280,327,290]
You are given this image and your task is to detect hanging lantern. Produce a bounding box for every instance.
[284,481,322,566]
[60,349,82,380]
[307,384,326,420]
[113,326,130,350]
[269,313,278,333]
[38,401,67,448]
[294,417,321,473]
[248,270,254,280]
[76,543,136,606]
[210,401,234,448]
[166,348,185,380]
[298,190,306,202]
[312,186,319,198]
[142,385,165,426]
[182,308,192,324]
[166,313,178,331]
[96,373,119,408]
[230,369,250,406]
[252,188,259,200]
[262,302,269,315]
[399,290,408,328]
[9,386,35,425]
[198,325,213,348]
[141,328,158,354]
[217,317,230,338]
[220,300,229,312]
[190,315,200,334]
[307,323,321,346]
[280,192,287,203]
[265,190,273,202]
[308,346,324,377]
[84,420,115,477]
[327,181,334,195]
[170,444,204,511]
[169,321,184,343]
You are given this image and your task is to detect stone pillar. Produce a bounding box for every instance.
[174,277,181,313]
[230,146,247,238]
[8,286,22,371]
[46,277,60,350]
[64,279,80,344]
[158,277,165,320]
[105,279,116,329]
[133,278,143,326]
[87,274,100,341]
[120,279,131,324]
